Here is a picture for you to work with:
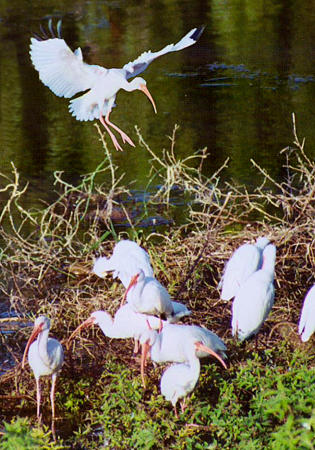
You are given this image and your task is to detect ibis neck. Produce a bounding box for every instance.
[189,356,201,379]
[97,312,130,339]
[262,249,276,279]
[37,329,51,367]
[150,333,164,362]
[121,78,140,93]
[127,278,144,304]
[97,313,116,338]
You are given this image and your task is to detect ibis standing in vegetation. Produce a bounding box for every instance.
[140,323,227,387]
[22,316,64,421]
[123,269,175,319]
[123,269,190,321]
[219,236,270,301]
[30,21,204,151]
[160,358,200,417]
[231,243,276,341]
[298,284,315,342]
[67,304,164,354]
[93,240,154,288]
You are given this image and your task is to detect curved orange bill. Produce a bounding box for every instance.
[140,339,151,388]
[121,273,139,306]
[140,84,157,114]
[66,316,95,349]
[195,342,227,369]
[22,323,43,369]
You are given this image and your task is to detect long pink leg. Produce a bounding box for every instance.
[180,397,187,413]
[133,339,139,354]
[50,374,57,419]
[105,112,135,147]
[99,114,123,151]
[35,377,41,420]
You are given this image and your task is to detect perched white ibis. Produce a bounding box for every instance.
[93,239,154,288]
[122,269,190,321]
[298,285,315,342]
[140,323,227,387]
[67,304,164,354]
[231,243,276,341]
[123,269,175,319]
[219,237,270,301]
[22,316,64,420]
[160,358,200,417]
[30,20,204,151]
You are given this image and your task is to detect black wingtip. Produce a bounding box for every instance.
[191,25,205,42]
[31,18,63,41]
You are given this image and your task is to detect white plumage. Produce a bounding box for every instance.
[160,359,200,417]
[298,285,315,342]
[30,22,204,150]
[140,323,227,387]
[68,304,164,354]
[22,316,64,420]
[122,27,204,77]
[93,240,154,288]
[124,269,174,319]
[231,243,276,341]
[30,38,100,99]
[170,301,191,322]
[93,240,190,321]
[220,236,270,301]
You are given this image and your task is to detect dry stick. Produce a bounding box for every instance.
[0,394,31,400]
[292,112,312,166]
[268,321,296,341]
[0,336,21,366]
[175,192,232,298]
[95,123,130,226]
[293,183,315,224]
[0,317,27,323]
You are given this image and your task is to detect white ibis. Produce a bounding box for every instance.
[169,301,191,323]
[30,20,204,151]
[219,237,270,301]
[123,269,175,319]
[22,316,64,420]
[231,243,276,341]
[67,304,164,354]
[122,269,190,321]
[140,323,227,387]
[160,358,200,417]
[93,239,154,288]
[298,285,315,342]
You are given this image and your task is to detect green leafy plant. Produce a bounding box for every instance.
[0,418,63,449]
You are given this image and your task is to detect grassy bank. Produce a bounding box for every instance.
[0,117,314,448]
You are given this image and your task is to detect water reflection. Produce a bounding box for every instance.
[0,0,314,211]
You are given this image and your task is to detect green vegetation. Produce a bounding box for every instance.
[0,118,314,448]
[0,418,63,449]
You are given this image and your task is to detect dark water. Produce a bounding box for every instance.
[0,0,314,209]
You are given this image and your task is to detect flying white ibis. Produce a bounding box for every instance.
[160,358,200,417]
[219,236,270,301]
[22,316,64,421]
[231,243,276,341]
[30,20,204,151]
[298,284,315,342]
[140,323,227,387]
[93,239,154,288]
[67,304,164,354]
